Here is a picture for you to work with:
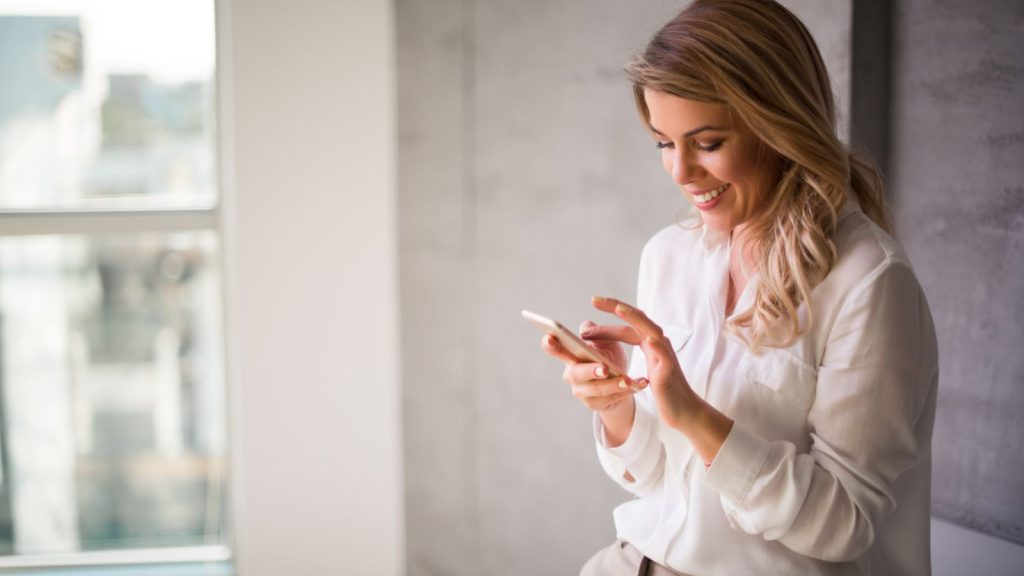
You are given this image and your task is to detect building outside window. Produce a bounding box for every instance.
[0,1,229,571]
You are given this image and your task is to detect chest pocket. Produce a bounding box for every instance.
[741,350,817,409]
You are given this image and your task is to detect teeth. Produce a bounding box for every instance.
[695,184,728,203]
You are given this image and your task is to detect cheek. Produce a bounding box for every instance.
[736,159,773,201]
[729,143,766,182]
[701,156,729,182]
[709,150,754,189]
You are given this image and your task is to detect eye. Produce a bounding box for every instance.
[655,141,674,150]
[696,141,723,152]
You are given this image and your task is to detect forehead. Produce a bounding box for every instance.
[643,88,733,132]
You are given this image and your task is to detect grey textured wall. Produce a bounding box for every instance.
[398,2,680,573]
[398,2,853,575]
[890,0,1024,545]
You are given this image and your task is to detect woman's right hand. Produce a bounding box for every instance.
[539,320,648,414]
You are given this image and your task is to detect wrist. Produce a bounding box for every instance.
[669,386,706,431]
[673,395,733,465]
[599,395,635,448]
[601,393,635,419]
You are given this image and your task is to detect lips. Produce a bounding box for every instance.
[689,183,730,210]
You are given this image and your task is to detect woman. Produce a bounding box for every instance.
[539,1,938,574]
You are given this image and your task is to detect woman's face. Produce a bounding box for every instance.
[643,89,780,235]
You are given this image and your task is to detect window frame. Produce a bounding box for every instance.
[0,0,234,571]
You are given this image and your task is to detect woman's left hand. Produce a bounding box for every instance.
[587,295,702,430]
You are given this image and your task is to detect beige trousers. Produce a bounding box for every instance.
[579,540,692,576]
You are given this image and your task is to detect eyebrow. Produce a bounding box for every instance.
[649,123,725,138]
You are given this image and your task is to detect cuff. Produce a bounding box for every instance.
[593,396,659,481]
[703,421,772,506]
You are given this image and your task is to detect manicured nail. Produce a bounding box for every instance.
[595,365,608,378]
[618,380,628,390]
[615,303,628,314]
[632,378,649,392]
[592,295,606,302]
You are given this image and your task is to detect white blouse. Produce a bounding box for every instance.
[594,200,938,575]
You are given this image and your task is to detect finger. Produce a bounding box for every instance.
[563,362,625,386]
[592,296,667,344]
[570,378,635,400]
[540,334,581,365]
[580,323,642,346]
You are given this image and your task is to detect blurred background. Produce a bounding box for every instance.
[0,0,1021,575]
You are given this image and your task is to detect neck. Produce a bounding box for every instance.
[729,226,759,280]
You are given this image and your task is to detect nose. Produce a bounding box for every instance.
[670,147,702,186]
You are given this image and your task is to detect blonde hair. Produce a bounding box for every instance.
[626,0,890,351]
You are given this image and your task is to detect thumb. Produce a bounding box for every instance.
[640,336,671,373]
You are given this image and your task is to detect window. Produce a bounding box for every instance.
[0,1,229,571]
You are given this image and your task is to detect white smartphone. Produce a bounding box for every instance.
[521,309,626,376]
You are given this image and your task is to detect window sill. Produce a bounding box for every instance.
[0,561,231,576]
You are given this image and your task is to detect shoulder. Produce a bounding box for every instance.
[829,208,915,292]
[802,207,937,371]
[818,210,937,369]
[818,208,930,335]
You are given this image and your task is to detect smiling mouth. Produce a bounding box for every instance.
[693,183,730,203]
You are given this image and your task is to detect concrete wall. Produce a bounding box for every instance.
[398,3,679,573]
[889,0,1024,570]
[399,2,851,575]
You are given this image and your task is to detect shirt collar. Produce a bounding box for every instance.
[700,223,730,254]
[839,194,861,220]
[681,207,728,255]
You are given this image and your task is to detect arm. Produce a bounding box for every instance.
[589,240,671,496]
[592,344,667,496]
[703,262,938,561]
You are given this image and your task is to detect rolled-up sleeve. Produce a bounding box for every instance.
[703,260,938,562]
[592,236,668,496]
[593,386,666,496]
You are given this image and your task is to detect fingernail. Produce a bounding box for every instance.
[615,303,628,313]
[633,378,649,392]
[595,365,608,378]
[618,380,628,390]
[592,295,606,302]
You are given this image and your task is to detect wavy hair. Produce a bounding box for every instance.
[626,0,890,351]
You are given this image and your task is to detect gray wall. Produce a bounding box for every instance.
[398,2,681,573]
[890,0,1024,547]
[398,2,852,575]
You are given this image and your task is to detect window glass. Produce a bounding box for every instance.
[0,1,216,209]
[0,232,227,554]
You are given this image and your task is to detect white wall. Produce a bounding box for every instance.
[220,1,403,575]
